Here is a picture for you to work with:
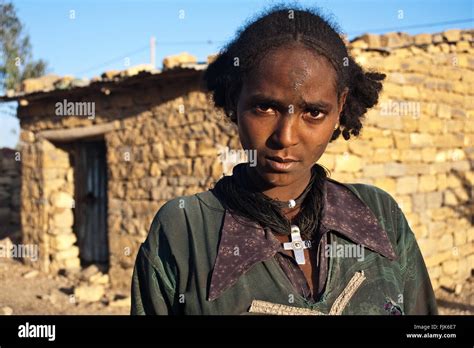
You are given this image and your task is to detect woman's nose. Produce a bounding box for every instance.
[272,113,299,148]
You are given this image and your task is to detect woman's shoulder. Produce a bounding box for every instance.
[147,190,225,239]
[326,177,406,242]
[155,190,224,220]
[327,177,399,210]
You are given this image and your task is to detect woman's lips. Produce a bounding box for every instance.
[265,156,299,172]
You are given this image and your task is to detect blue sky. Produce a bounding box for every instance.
[1,0,473,148]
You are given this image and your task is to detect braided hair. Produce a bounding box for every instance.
[203,3,385,141]
[205,4,385,239]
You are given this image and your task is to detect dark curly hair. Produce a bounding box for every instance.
[203,3,385,141]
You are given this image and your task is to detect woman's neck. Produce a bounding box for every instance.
[244,165,313,202]
[282,205,302,221]
[246,162,311,209]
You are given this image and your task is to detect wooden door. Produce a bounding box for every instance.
[73,140,109,267]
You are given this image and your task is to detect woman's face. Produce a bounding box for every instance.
[236,43,348,188]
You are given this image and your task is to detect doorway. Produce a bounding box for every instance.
[71,139,109,270]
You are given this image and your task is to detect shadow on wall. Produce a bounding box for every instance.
[449,155,474,226]
[0,147,21,244]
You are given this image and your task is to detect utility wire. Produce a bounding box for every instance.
[75,40,226,76]
[347,18,473,36]
[154,40,226,45]
[76,18,473,76]
[76,44,149,75]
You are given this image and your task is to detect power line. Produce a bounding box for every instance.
[75,40,225,76]
[155,40,226,45]
[75,18,472,77]
[347,18,473,36]
[76,44,149,76]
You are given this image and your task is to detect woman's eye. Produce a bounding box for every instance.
[254,104,273,113]
[307,109,326,120]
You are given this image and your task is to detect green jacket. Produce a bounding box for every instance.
[131,182,438,315]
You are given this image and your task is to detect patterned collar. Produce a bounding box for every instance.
[208,177,398,301]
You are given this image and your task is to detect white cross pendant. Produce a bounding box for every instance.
[283,225,311,265]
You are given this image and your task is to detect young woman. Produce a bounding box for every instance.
[131,5,438,315]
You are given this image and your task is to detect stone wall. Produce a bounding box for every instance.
[16,72,234,288]
[329,29,474,292]
[12,28,474,293]
[18,136,78,271]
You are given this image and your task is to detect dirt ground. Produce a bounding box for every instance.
[0,257,472,315]
[0,258,129,315]
[436,276,474,315]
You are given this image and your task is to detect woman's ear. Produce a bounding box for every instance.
[338,87,349,114]
[225,88,238,123]
[229,110,237,123]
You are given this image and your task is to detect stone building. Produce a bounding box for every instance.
[0,29,473,293]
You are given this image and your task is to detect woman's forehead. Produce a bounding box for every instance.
[255,42,334,71]
[242,47,338,102]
